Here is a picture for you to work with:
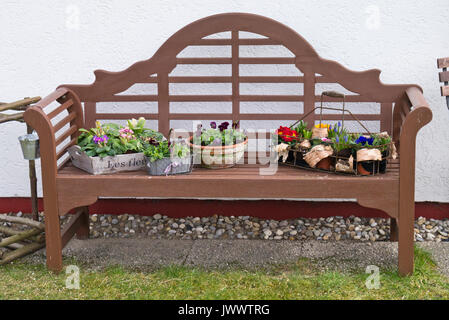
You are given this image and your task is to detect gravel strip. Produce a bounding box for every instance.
[1,212,448,242]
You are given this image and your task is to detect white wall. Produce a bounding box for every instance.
[1,0,448,201]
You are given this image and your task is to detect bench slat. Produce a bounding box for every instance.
[437,57,449,69]
[439,71,449,82]
[441,85,449,97]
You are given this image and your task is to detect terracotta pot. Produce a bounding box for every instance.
[357,163,371,175]
[189,136,248,169]
[316,157,332,170]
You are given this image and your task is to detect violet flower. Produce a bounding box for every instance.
[93,135,108,145]
[210,121,217,129]
[355,136,374,146]
[218,121,229,132]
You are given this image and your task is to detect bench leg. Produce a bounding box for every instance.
[76,206,90,240]
[44,206,63,273]
[398,211,414,276]
[390,218,398,241]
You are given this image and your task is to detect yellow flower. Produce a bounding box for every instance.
[314,123,330,129]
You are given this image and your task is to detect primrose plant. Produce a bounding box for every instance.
[77,118,163,158]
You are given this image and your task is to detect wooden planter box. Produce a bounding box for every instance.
[68,145,146,175]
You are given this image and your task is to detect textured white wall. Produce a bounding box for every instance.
[1,0,448,201]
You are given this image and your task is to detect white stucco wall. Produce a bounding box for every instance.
[0,0,448,201]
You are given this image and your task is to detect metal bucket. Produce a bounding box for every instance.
[146,155,193,176]
[18,133,40,160]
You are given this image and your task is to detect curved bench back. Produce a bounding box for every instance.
[60,13,417,140]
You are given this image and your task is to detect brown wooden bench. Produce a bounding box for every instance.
[24,13,432,275]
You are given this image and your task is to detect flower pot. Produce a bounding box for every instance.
[146,155,193,176]
[18,133,40,160]
[68,145,146,175]
[357,162,372,175]
[189,137,248,169]
[316,157,332,170]
[355,148,388,175]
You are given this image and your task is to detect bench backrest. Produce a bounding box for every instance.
[59,13,416,147]
[438,57,449,109]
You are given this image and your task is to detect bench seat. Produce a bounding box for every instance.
[56,161,400,217]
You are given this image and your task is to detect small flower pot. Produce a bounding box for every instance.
[146,155,193,176]
[316,157,332,170]
[355,148,388,175]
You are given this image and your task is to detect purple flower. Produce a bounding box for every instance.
[344,135,348,143]
[336,136,340,143]
[218,121,229,132]
[355,136,374,146]
[210,121,217,129]
[232,121,239,129]
[93,135,108,146]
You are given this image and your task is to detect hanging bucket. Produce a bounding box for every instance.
[18,133,40,160]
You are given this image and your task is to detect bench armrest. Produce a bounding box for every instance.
[23,88,84,206]
[400,87,433,146]
[398,87,432,217]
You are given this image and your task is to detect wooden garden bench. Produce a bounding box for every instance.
[24,13,432,275]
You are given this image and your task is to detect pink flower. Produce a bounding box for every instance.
[119,127,135,141]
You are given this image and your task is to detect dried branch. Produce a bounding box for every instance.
[0,242,45,265]
[0,228,42,248]
[0,96,41,112]
[0,214,45,230]
[0,112,25,124]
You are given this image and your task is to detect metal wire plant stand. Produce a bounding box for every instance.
[276,91,393,176]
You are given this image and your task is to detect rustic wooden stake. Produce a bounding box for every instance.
[26,123,39,221]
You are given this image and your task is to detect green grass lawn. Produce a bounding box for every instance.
[1,246,448,299]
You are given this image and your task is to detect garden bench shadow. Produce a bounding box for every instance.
[24,13,432,275]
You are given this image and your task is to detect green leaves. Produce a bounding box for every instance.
[76,120,164,158]
[144,140,171,162]
[196,126,247,147]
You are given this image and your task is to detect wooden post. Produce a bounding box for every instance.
[27,123,39,221]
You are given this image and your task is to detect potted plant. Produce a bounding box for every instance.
[69,117,163,174]
[353,133,392,175]
[189,121,248,169]
[144,139,192,176]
